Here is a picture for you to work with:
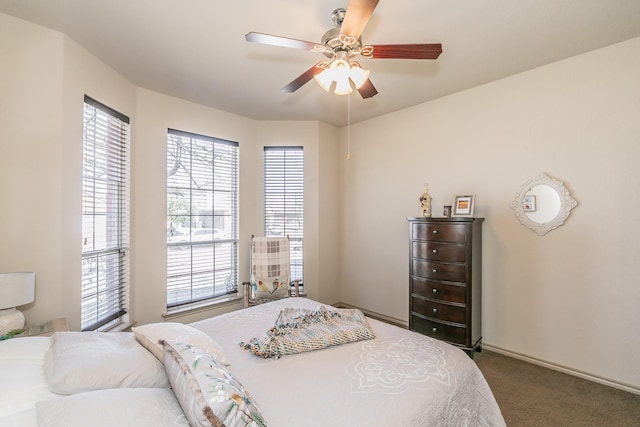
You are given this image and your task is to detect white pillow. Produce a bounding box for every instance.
[44,332,169,395]
[0,336,59,418]
[161,340,267,427]
[36,388,190,427]
[132,322,231,365]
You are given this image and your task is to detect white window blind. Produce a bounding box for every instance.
[81,96,130,331]
[264,146,304,284]
[166,129,239,307]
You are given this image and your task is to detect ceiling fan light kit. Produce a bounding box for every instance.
[313,55,370,95]
[245,0,442,98]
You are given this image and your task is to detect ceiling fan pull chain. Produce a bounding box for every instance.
[347,94,351,161]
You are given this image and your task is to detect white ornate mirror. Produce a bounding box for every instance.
[510,173,577,236]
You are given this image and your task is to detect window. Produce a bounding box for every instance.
[264,146,304,284]
[81,96,130,331]
[166,129,239,308]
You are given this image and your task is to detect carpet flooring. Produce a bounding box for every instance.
[474,350,640,426]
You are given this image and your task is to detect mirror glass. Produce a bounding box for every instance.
[511,173,577,236]
[524,184,561,223]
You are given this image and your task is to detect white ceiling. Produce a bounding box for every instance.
[1,0,639,126]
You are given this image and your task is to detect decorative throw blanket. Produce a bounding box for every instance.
[240,307,375,359]
[251,237,291,299]
[251,237,290,278]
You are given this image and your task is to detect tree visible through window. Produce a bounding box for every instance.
[264,146,304,285]
[166,129,239,307]
[81,96,130,331]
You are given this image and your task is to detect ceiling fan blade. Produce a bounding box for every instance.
[357,79,378,99]
[341,0,380,38]
[245,32,321,51]
[368,43,443,60]
[282,62,327,93]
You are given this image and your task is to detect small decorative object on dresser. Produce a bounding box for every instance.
[419,183,432,217]
[443,205,452,218]
[407,217,484,356]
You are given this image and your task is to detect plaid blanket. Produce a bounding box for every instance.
[240,307,375,359]
[251,236,290,278]
[251,237,290,299]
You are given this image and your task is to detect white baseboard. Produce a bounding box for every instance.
[482,343,640,395]
[333,302,408,329]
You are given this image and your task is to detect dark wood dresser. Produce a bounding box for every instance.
[408,217,484,356]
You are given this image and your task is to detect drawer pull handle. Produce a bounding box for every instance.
[432,230,438,234]
[432,249,438,254]
[432,288,438,293]
[432,269,438,273]
[432,308,438,313]
[432,327,438,333]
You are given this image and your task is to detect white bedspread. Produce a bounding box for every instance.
[0,298,505,426]
[0,337,61,426]
[190,297,506,427]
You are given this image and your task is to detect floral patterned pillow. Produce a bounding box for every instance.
[251,274,290,300]
[161,340,267,427]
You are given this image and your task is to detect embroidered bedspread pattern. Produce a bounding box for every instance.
[240,306,375,358]
[190,298,506,427]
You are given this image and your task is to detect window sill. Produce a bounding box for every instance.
[162,294,243,320]
[99,321,137,333]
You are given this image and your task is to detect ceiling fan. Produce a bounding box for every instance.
[245,0,442,98]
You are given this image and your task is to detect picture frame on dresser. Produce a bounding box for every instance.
[452,195,475,217]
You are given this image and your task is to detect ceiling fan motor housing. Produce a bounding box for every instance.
[331,8,346,27]
[320,27,363,59]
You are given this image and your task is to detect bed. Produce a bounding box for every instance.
[0,297,505,426]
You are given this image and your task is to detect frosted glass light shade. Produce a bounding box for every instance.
[313,58,369,95]
[349,63,370,89]
[334,78,353,95]
[314,69,334,92]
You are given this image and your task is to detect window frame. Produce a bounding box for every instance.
[166,128,239,309]
[263,146,304,285]
[81,95,130,331]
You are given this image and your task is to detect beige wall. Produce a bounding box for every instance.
[1,13,65,325]
[339,37,640,390]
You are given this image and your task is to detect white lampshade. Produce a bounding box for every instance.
[0,272,35,335]
[0,272,35,309]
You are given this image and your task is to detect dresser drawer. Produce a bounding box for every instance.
[411,315,466,346]
[412,241,465,262]
[413,259,466,283]
[412,223,467,242]
[411,297,467,324]
[411,277,466,304]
